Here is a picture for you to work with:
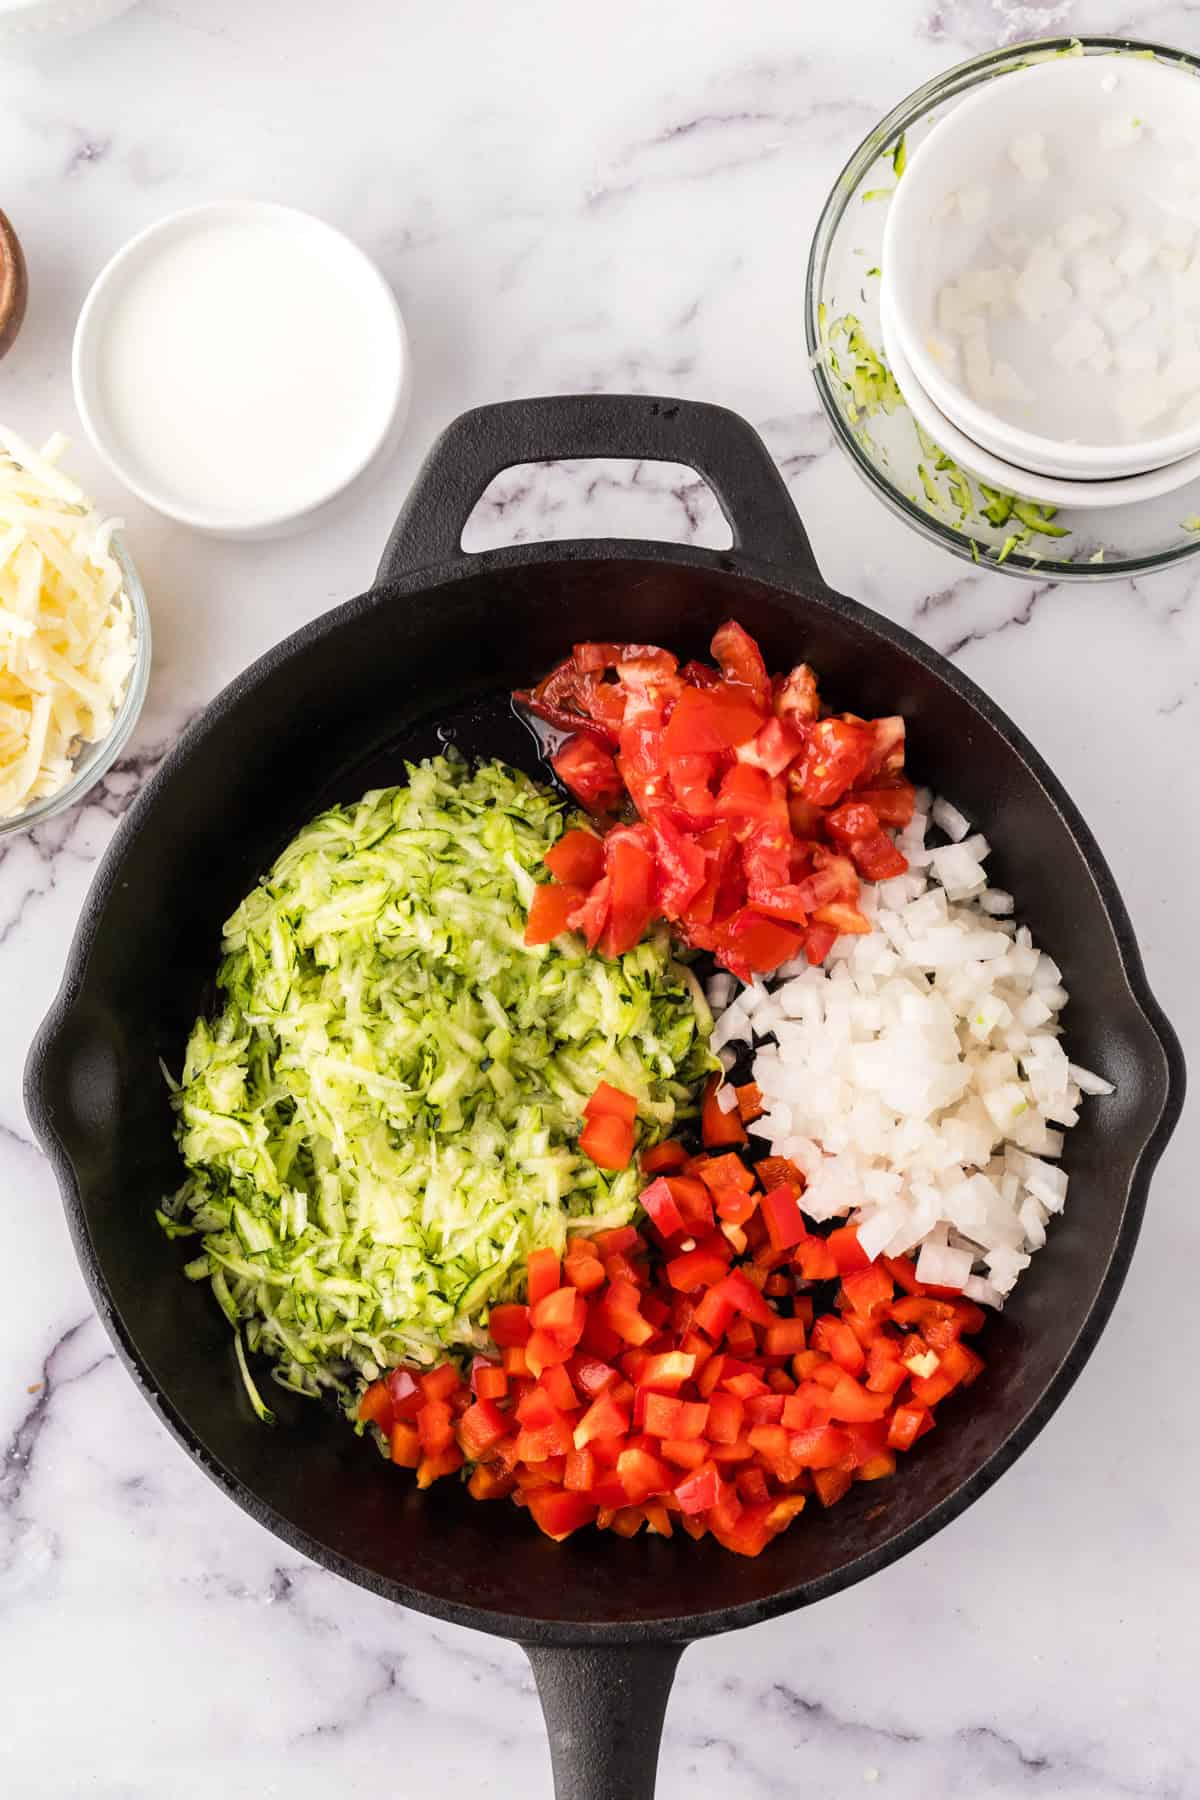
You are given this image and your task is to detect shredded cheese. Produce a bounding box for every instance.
[0,428,136,820]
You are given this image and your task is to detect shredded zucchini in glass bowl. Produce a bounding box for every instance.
[805,35,1200,581]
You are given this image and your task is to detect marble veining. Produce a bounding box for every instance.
[0,1,1197,1794]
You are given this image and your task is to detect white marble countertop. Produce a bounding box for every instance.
[1,1,1196,1794]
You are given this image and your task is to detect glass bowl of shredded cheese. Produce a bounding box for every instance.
[0,426,149,834]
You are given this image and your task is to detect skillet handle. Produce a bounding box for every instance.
[523,1640,685,1800]
[377,394,815,579]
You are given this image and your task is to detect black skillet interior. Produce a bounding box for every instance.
[26,398,1183,1795]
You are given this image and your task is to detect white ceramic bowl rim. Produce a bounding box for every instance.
[882,52,1200,474]
[72,201,408,534]
[879,286,1200,509]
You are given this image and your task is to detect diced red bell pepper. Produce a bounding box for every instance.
[701,1076,748,1148]
[711,1268,776,1327]
[457,1397,510,1461]
[826,1225,872,1274]
[638,1350,696,1391]
[760,1185,808,1252]
[526,1488,598,1540]
[666,1237,733,1292]
[579,1110,635,1171]
[641,1139,688,1175]
[389,1420,421,1467]
[358,1381,393,1430]
[825,1374,890,1423]
[584,1081,638,1125]
[544,828,606,888]
[707,1391,745,1443]
[674,1461,723,1515]
[526,1247,561,1306]
[664,1175,715,1233]
[470,1358,508,1401]
[639,1175,687,1239]
[489,1303,531,1348]
[888,1403,934,1451]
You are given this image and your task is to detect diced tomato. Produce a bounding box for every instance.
[525,881,586,945]
[736,715,807,777]
[597,824,658,958]
[579,1110,635,1171]
[774,662,819,726]
[662,683,763,756]
[715,763,788,829]
[711,621,770,706]
[721,910,804,977]
[567,877,611,951]
[544,828,606,888]
[667,751,722,823]
[701,1076,748,1148]
[650,813,708,918]
[794,718,876,806]
[852,778,916,827]
[804,921,838,964]
[552,734,624,810]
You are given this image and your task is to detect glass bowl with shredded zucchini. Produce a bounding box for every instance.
[805,35,1200,581]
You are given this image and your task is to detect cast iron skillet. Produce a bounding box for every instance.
[26,396,1184,1799]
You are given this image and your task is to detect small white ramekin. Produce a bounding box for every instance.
[883,53,1200,481]
[72,202,411,539]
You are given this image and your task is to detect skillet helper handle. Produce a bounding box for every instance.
[377,393,816,579]
[523,1640,685,1800]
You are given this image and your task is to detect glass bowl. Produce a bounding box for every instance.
[0,533,151,838]
[804,36,1200,581]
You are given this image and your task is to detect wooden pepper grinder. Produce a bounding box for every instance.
[0,211,27,359]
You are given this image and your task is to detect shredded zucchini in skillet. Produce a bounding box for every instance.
[160,756,715,1412]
